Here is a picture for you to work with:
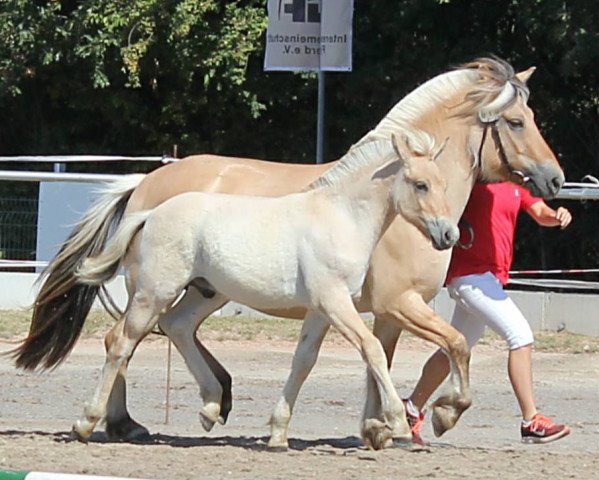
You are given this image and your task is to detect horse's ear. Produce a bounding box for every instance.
[391,133,410,167]
[516,66,536,84]
[432,137,449,162]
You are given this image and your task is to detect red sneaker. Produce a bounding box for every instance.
[403,399,426,446]
[521,413,571,444]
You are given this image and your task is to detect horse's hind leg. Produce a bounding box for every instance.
[72,293,166,441]
[103,255,150,441]
[104,318,151,441]
[268,311,330,450]
[193,335,233,425]
[158,286,230,431]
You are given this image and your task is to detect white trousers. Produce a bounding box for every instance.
[447,271,534,350]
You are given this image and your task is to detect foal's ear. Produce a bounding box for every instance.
[516,66,536,84]
[432,137,449,162]
[372,159,403,181]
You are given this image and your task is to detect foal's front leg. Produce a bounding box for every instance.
[362,317,403,437]
[318,292,409,450]
[268,311,330,449]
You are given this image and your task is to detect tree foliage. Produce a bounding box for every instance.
[0,0,598,271]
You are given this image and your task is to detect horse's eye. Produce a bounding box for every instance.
[506,118,524,129]
[415,181,429,193]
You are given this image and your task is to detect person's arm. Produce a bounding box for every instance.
[526,200,572,229]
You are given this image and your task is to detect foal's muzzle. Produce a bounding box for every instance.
[426,218,460,250]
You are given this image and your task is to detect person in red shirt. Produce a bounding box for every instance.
[403,182,572,445]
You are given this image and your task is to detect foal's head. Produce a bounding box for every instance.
[378,133,459,250]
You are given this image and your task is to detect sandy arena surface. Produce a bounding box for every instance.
[1,335,598,479]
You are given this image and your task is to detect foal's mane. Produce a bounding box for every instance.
[305,129,435,191]
[355,57,530,146]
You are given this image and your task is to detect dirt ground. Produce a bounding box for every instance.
[1,334,598,480]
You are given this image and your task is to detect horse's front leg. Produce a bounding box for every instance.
[318,293,408,450]
[375,292,472,437]
[268,311,330,450]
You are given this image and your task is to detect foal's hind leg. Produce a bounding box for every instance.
[104,318,151,441]
[72,293,167,441]
[194,336,233,425]
[104,253,149,441]
[158,286,231,431]
[268,311,330,449]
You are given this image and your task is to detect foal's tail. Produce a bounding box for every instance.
[12,174,145,371]
[76,211,150,285]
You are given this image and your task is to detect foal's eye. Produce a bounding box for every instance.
[414,181,429,193]
[506,118,524,129]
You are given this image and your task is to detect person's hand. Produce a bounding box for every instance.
[555,206,572,229]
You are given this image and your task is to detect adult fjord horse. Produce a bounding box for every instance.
[15,57,564,449]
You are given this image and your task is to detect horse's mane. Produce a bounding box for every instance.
[355,57,530,146]
[305,129,435,191]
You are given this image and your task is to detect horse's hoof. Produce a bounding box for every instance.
[106,417,151,441]
[431,404,457,437]
[361,418,393,450]
[217,415,226,425]
[199,410,217,432]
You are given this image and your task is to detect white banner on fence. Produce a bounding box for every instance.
[264,0,354,71]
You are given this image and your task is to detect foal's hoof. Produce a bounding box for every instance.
[361,418,393,450]
[71,419,94,443]
[267,440,289,452]
[70,426,90,443]
[199,409,221,432]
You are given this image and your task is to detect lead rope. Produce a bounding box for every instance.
[456,218,474,250]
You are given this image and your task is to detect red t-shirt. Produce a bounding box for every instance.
[446,182,541,285]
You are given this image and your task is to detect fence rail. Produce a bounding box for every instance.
[1,164,599,288]
[0,197,38,261]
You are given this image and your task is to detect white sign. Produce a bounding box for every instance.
[264,0,353,72]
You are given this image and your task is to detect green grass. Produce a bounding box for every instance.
[1,309,597,354]
[0,309,317,343]
[477,329,599,354]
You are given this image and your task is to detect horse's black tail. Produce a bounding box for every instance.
[12,174,145,370]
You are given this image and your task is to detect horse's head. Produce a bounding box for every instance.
[464,58,564,198]
[382,132,459,250]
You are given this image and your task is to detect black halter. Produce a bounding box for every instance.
[478,120,530,185]
[457,120,531,250]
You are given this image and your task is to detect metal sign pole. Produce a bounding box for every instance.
[316,70,325,164]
